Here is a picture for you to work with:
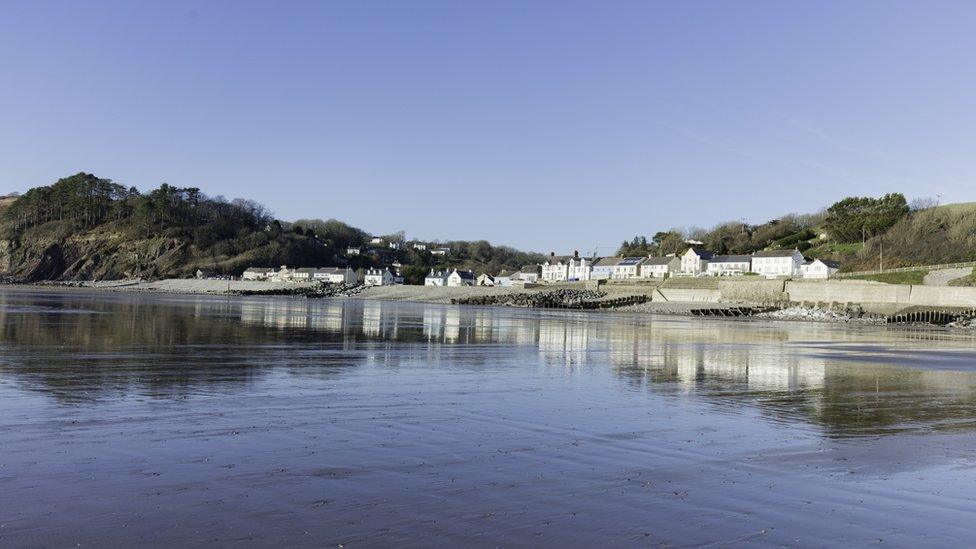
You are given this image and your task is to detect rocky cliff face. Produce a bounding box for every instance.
[0,234,190,281]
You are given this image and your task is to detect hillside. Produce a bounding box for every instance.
[616,193,976,272]
[0,174,544,282]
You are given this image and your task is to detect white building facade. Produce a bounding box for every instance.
[706,255,752,276]
[752,250,805,278]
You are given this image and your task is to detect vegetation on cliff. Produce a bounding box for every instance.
[0,173,543,281]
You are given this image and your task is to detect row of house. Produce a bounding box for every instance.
[425,269,477,287]
[518,248,839,283]
[243,266,358,284]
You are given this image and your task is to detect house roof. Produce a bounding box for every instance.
[244,267,272,273]
[495,270,512,277]
[452,269,475,280]
[642,256,676,266]
[711,255,753,263]
[812,258,841,268]
[685,246,715,260]
[593,257,623,267]
[295,267,319,274]
[754,249,799,258]
[521,265,541,273]
[618,257,646,266]
[315,267,348,274]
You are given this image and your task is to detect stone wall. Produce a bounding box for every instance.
[718,279,786,303]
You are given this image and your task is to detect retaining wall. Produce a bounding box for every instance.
[653,288,721,303]
[785,281,912,304]
[907,285,976,307]
[718,279,786,303]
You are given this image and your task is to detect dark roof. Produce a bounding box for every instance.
[685,247,714,260]
[245,267,272,272]
[593,257,623,267]
[296,268,319,274]
[544,255,573,264]
[315,267,347,274]
[642,256,677,265]
[814,258,841,268]
[452,269,475,280]
[618,257,646,266]
[711,255,752,263]
[753,249,799,258]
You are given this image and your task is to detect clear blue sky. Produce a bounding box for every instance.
[2,1,974,253]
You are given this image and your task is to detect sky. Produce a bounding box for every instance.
[1,1,975,254]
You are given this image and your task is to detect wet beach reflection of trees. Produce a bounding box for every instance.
[4,290,976,436]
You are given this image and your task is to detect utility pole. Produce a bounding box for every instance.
[879,238,884,272]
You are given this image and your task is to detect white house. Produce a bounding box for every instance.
[447,269,476,287]
[569,255,599,281]
[640,256,680,278]
[477,273,495,286]
[307,267,356,284]
[370,237,384,245]
[425,269,448,286]
[800,258,840,279]
[518,265,541,283]
[431,247,451,256]
[272,265,293,281]
[752,249,805,278]
[388,242,402,250]
[347,247,362,256]
[364,267,396,286]
[680,247,714,275]
[242,267,273,281]
[542,253,572,283]
[412,242,427,251]
[591,257,622,280]
[612,257,645,280]
[493,270,514,286]
[291,267,318,281]
[706,255,752,276]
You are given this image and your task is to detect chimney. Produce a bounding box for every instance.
[573,250,579,259]
[550,251,555,258]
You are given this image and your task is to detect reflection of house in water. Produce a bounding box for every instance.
[240,299,313,330]
[423,307,444,341]
[362,301,383,338]
[538,316,591,366]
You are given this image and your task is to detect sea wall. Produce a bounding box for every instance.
[719,279,787,303]
[784,281,976,309]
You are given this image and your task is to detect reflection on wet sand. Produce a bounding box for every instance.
[4,289,976,546]
[2,291,976,437]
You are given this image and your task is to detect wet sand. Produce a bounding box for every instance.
[2,288,976,546]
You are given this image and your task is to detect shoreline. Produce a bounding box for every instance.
[5,278,974,331]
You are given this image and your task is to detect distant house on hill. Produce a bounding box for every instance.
[431,247,451,256]
[518,264,541,283]
[640,256,681,278]
[591,257,622,280]
[613,257,646,279]
[412,242,427,251]
[752,249,804,278]
[447,269,476,287]
[706,255,752,276]
[425,269,448,286]
[347,246,362,256]
[364,267,396,286]
[243,267,273,281]
[800,258,840,279]
[493,270,514,286]
[291,267,319,281]
[312,267,357,284]
[681,247,714,275]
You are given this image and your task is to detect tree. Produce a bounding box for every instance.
[825,193,909,243]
